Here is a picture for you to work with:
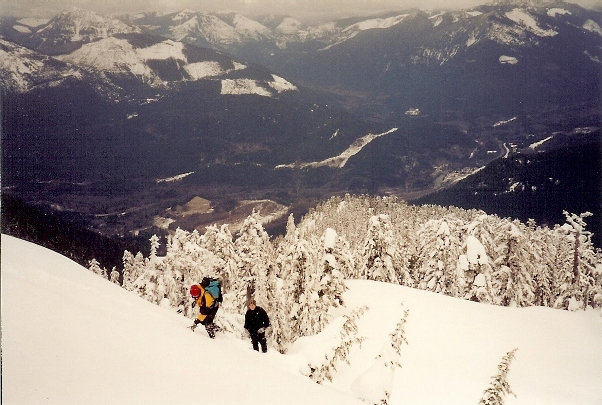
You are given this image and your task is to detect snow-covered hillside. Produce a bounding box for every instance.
[2,234,601,404]
[0,39,84,93]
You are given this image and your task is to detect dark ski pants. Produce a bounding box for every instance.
[250,331,267,353]
[204,323,218,339]
[201,307,219,338]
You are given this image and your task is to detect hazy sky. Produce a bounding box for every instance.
[1,0,601,20]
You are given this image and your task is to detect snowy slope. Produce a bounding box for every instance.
[0,39,86,93]
[1,235,359,405]
[2,234,601,404]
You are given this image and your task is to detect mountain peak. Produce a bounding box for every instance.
[43,8,139,40]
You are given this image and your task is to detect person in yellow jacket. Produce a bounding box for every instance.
[189,283,220,338]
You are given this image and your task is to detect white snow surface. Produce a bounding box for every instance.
[16,17,50,27]
[57,37,157,82]
[268,74,298,93]
[276,128,398,169]
[499,55,519,64]
[197,15,241,44]
[184,61,227,79]
[2,234,601,404]
[493,116,518,127]
[547,8,571,18]
[505,8,558,37]
[342,14,409,33]
[221,75,297,97]
[156,171,195,183]
[0,40,82,93]
[135,39,185,61]
[12,25,32,33]
[221,78,272,97]
[583,19,602,37]
[529,136,554,149]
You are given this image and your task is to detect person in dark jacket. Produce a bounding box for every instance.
[244,298,270,353]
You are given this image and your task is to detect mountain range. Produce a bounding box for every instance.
[1,1,600,254]
[129,1,601,119]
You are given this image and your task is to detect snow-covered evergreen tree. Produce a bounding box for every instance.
[291,237,325,336]
[416,218,462,294]
[478,348,518,405]
[459,235,495,303]
[525,220,554,307]
[359,214,401,284]
[272,214,303,350]
[122,250,146,291]
[352,307,409,404]
[306,306,367,383]
[556,212,601,310]
[234,211,275,312]
[109,267,120,284]
[88,258,107,278]
[204,224,238,291]
[149,234,160,259]
[319,228,349,307]
[491,221,535,307]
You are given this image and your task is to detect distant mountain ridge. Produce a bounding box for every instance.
[119,2,601,121]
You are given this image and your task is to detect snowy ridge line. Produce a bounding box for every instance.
[276,128,398,169]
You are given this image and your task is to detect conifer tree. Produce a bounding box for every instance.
[272,214,303,350]
[280,227,351,345]
[557,212,601,309]
[306,306,367,383]
[122,250,146,291]
[319,228,349,306]
[526,220,553,306]
[149,234,160,259]
[109,267,120,284]
[416,218,462,294]
[459,235,495,303]
[212,224,239,291]
[359,214,399,284]
[283,230,315,336]
[289,220,344,337]
[352,307,409,405]
[234,211,275,312]
[478,348,518,405]
[88,258,107,278]
[491,222,535,307]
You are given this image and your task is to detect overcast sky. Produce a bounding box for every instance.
[1,0,601,20]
